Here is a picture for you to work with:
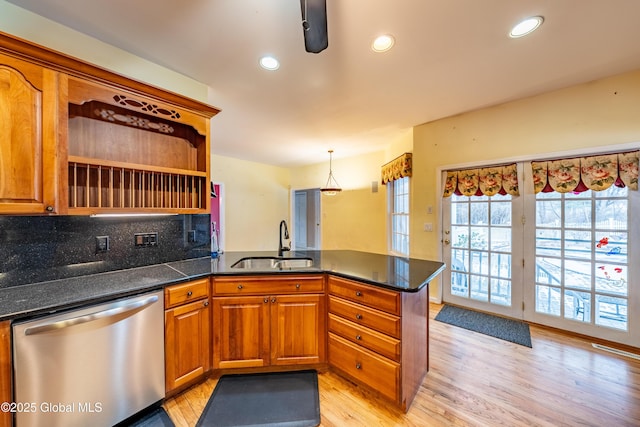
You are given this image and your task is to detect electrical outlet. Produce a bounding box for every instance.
[423,223,433,232]
[134,232,158,247]
[96,236,110,252]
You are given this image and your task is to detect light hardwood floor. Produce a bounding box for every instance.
[164,303,640,426]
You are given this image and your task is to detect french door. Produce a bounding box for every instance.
[442,188,524,319]
[442,162,640,346]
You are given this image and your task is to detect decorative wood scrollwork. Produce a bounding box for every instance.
[113,94,181,119]
[94,108,175,134]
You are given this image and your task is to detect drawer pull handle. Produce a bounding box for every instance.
[355,314,362,320]
[356,335,362,340]
[295,284,301,289]
[355,291,362,297]
[187,291,193,297]
[355,363,362,370]
[237,284,243,289]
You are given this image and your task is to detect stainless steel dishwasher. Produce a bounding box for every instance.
[12,290,165,427]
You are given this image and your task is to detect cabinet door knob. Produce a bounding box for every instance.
[45,206,54,212]
[295,283,301,289]
[355,291,362,297]
[203,301,209,307]
[237,284,243,289]
[356,335,362,340]
[355,314,362,320]
[355,363,362,370]
[264,298,269,303]
[271,297,276,303]
[187,291,193,297]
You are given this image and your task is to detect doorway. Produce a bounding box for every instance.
[293,189,321,250]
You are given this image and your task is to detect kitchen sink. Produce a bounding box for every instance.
[231,257,314,270]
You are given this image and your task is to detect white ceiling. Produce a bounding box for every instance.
[9,0,640,167]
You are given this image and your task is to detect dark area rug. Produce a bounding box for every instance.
[125,407,174,427]
[196,370,320,427]
[435,304,532,348]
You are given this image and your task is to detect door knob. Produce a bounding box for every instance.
[443,239,450,245]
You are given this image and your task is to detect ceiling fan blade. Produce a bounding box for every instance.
[300,0,328,53]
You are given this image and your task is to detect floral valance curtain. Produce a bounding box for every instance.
[443,163,519,197]
[381,153,412,184]
[531,151,639,193]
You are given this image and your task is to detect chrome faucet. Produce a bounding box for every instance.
[278,220,290,257]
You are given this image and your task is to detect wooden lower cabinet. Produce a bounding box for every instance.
[327,275,429,412]
[1,321,11,427]
[271,294,326,366]
[165,281,211,395]
[212,275,326,370]
[212,296,270,369]
[329,333,400,403]
[212,293,326,369]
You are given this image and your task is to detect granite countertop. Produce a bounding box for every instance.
[0,250,445,321]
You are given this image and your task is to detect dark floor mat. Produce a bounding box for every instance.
[125,407,174,427]
[196,370,320,427]
[435,304,532,347]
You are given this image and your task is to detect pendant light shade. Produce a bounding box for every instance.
[321,150,342,195]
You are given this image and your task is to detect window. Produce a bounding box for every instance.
[389,176,409,256]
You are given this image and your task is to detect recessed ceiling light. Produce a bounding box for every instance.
[509,16,544,38]
[372,34,395,52]
[259,56,280,70]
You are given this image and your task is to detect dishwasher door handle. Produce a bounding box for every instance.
[24,294,159,336]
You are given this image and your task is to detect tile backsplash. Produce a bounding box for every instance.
[0,214,211,288]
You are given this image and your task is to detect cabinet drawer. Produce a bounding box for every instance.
[329,296,400,339]
[328,276,400,315]
[213,275,324,296]
[165,278,210,308]
[328,313,400,362]
[329,333,399,403]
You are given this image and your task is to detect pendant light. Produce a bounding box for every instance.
[320,149,342,195]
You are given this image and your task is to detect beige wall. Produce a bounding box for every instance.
[0,0,209,102]
[211,154,290,252]
[290,130,414,254]
[412,69,640,297]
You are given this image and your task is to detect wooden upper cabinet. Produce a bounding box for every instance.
[0,31,219,215]
[0,53,62,214]
[65,76,212,214]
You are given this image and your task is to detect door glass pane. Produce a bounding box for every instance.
[470,203,488,224]
[491,278,511,306]
[564,290,591,322]
[491,253,511,278]
[536,229,561,257]
[595,295,627,330]
[564,260,592,290]
[536,285,560,316]
[470,275,488,301]
[490,227,511,252]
